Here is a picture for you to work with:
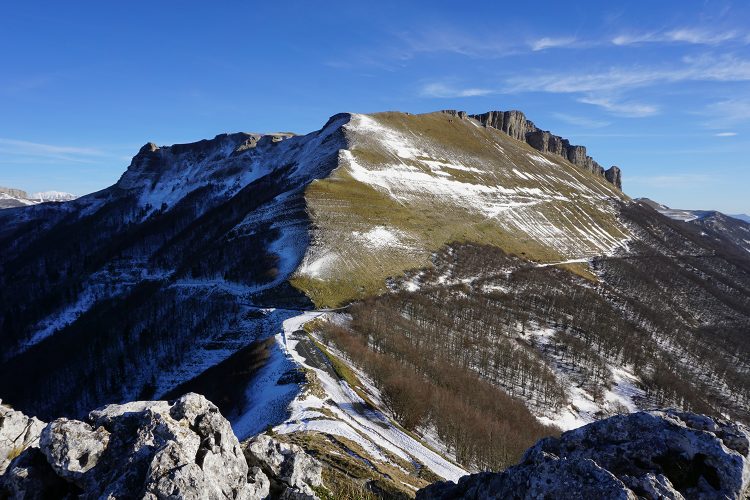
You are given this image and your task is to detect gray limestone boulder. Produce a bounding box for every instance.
[40,419,110,487]
[245,434,323,499]
[0,402,46,475]
[1,393,255,499]
[417,409,750,500]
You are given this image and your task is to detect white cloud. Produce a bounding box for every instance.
[505,54,750,95]
[714,132,738,137]
[419,82,494,98]
[612,28,745,46]
[577,97,659,117]
[0,138,107,164]
[529,37,578,51]
[702,98,750,128]
[550,113,610,128]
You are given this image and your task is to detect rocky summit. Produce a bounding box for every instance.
[0,393,323,499]
[417,409,750,500]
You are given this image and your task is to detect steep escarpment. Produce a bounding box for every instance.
[441,109,622,188]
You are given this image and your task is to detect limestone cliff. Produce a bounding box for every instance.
[441,109,623,189]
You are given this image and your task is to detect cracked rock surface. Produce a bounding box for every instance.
[1,393,252,499]
[417,409,750,500]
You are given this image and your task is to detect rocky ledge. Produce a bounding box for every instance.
[0,393,322,499]
[441,109,622,189]
[417,409,750,500]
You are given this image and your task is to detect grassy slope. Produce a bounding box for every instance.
[292,111,629,307]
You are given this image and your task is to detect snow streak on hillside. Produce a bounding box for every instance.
[232,312,467,483]
[295,111,631,306]
[343,113,629,257]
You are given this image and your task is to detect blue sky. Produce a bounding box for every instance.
[1,1,749,213]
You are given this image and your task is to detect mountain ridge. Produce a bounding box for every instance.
[1,108,749,497]
[636,197,750,253]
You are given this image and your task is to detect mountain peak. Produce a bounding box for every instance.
[138,142,159,154]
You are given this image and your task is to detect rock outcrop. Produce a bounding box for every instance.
[440,110,622,188]
[2,394,253,498]
[0,187,29,200]
[245,434,323,499]
[605,165,622,189]
[0,402,46,475]
[0,393,325,499]
[417,410,750,500]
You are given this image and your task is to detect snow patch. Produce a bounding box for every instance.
[271,312,466,481]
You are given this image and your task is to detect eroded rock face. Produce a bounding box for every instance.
[417,410,750,500]
[463,110,622,188]
[0,403,46,475]
[245,434,323,499]
[1,394,253,499]
[40,419,110,487]
[605,165,622,189]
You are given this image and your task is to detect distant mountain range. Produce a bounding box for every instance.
[636,198,750,253]
[636,197,750,224]
[0,186,76,209]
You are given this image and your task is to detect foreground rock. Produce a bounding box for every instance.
[2,394,252,498]
[0,393,325,499]
[417,410,750,500]
[245,434,323,499]
[0,402,46,475]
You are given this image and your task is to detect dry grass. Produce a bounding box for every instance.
[293,111,629,306]
[280,431,429,498]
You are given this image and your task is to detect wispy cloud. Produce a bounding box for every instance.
[505,54,750,94]
[324,29,519,70]
[529,37,578,51]
[0,138,107,164]
[612,27,745,46]
[500,53,750,116]
[701,98,750,128]
[419,82,493,98]
[419,52,750,116]
[576,97,658,117]
[550,113,611,128]
[714,131,738,137]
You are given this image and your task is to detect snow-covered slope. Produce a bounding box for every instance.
[295,111,630,306]
[30,190,77,202]
[231,312,466,493]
